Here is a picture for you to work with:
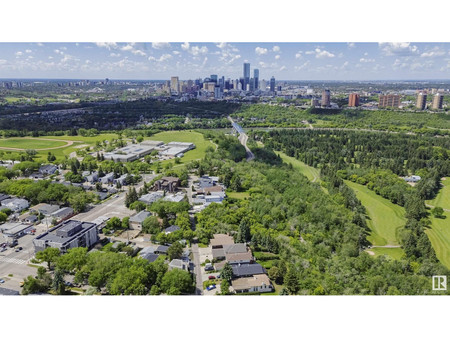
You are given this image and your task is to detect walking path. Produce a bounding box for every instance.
[0,137,77,151]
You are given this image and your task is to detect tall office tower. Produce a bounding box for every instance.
[321,89,331,107]
[210,75,218,83]
[243,63,250,90]
[260,79,267,91]
[311,98,319,107]
[170,76,179,92]
[270,76,276,92]
[249,78,255,91]
[348,93,360,107]
[378,94,400,108]
[253,69,259,89]
[239,77,245,91]
[214,86,222,99]
[432,93,444,109]
[416,92,427,110]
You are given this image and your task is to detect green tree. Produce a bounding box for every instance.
[21,276,48,295]
[35,247,61,270]
[167,241,184,261]
[221,262,233,283]
[220,280,230,295]
[160,269,194,295]
[56,247,88,273]
[284,268,299,295]
[432,206,444,219]
[142,215,161,234]
[52,269,66,295]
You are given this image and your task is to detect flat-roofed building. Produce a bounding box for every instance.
[416,92,427,110]
[432,93,444,110]
[33,219,98,253]
[348,93,360,107]
[379,94,400,108]
[103,143,157,162]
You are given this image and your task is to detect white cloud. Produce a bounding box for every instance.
[341,61,349,70]
[132,50,146,56]
[173,51,180,55]
[420,49,445,58]
[190,46,208,56]
[273,46,280,52]
[379,42,418,56]
[15,51,23,56]
[95,42,118,50]
[25,49,32,54]
[313,48,335,58]
[294,61,311,71]
[0,59,7,65]
[295,51,303,59]
[255,47,268,55]
[279,65,287,71]
[36,42,44,47]
[275,55,281,60]
[181,42,190,51]
[347,42,355,48]
[121,44,133,51]
[360,58,375,63]
[148,54,173,62]
[109,53,121,58]
[152,42,171,50]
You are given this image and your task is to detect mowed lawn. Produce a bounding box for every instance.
[275,151,321,183]
[427,178,450,210]
[368,247,405,260]
[425,178,450,269]
[345,180,406,247]
[0,138,68,149]
[146,130,214,166]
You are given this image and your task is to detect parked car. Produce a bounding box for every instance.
[0,247,7,252]
[0,279,5,284]
[208,275,216,280]
[206,284,216,291]
[204,263,214,271]
[15,246,23,252]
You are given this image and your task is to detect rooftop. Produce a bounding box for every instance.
[231,274,272,291]
[210,234,235,248]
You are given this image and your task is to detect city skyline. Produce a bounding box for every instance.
[1,42,450,81]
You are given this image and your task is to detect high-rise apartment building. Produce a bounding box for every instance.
[348,93,360,107]
[253,69,259,89]
[170,76,179,92]
[432,93,444,110]
[321,89,331,107]
[416,92,427,110]
[243,63,250,90]
[378,94,400,108]
[270,76,275,92]
[260,79,267,91]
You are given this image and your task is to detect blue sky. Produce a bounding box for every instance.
[1,42,450,81]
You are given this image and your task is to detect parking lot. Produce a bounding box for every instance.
[0,228,46,291]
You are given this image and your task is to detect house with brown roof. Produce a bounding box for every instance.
[210,234,234,249]
[155,177,180,193]
[231,274,273,294]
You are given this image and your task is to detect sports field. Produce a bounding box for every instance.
[146,130,214,166]
[426,178,450,210]
[368,247,405,260]
[345,180,406,247]
[275,151,321,182]
[0,138,68,150]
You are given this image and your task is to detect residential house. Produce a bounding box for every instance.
[139,191,164,205]
[99,172,114,184]
[85,171,99,183]
[0,194,10,203]
[30,203,60,216]
[169,259,189,271]
[1,198,29,212]
[39,164,58,176]
[232,263,266,278]
[129,211,151,230]
[155,177,180,193]
[50,207,74,221]
[155,245,170,255]
[164,225,180,235]
[231,274,273,294]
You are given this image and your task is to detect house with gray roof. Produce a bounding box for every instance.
[232,263,266,278]
[169,259,190,271]
[39,164,58,176]
[1,198,29,212]
[129,211,151,230]
[164,225,180,234]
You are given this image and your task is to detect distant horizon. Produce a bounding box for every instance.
[1,42,450,81]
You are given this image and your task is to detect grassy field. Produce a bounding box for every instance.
[425,178,450,268]
[227,191,250,200]
[426,212,450,269]
[367,247,405,260]
[0,138,68,149]
[274,151,321,183]
[427,178,450,210]
[0,134,120,161]
[345,180,406,247]
[146,130,214,167]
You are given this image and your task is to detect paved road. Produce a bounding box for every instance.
[228,116,255,161]
[73,174,156,223]
[191,243,203,295]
